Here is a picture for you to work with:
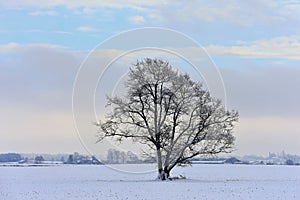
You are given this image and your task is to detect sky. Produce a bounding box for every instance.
[0,0,299,157]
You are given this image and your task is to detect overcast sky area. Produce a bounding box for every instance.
[0,0,299,157]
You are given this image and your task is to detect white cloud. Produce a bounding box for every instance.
[81,7,95,14]
[147,0,300,26]
[29,10,58,16]
[1,0,166,9]
[73,7,96,15]
[2,0,300,28]
[0,43,19,53]
[0,42,63,54]
[128,15,145,24]
[205,36,300,60]
[3,0,300,29]
[77,26,95,32]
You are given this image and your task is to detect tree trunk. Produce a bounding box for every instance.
[157,168,171,181]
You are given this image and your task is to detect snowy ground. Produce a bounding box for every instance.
[0,164,299,200]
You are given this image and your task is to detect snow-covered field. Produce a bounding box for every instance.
[0,164,299,199]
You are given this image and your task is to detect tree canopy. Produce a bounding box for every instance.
[97,58,238,180]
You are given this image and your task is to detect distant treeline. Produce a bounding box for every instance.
[0,153,22,162]
[0,152,102,165]
[1,151,299,166]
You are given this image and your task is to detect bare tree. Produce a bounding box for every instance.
[97,58,238,180]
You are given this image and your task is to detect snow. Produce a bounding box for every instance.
[0,164,299,199]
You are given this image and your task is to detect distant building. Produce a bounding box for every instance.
[65,152,102,165]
